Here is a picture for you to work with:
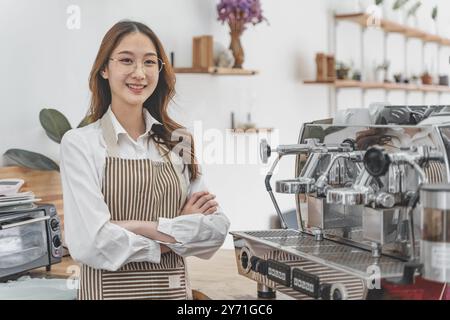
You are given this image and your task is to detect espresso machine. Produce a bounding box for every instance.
[231,107,450,300]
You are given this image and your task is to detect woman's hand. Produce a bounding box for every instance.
[180,191,218,216]
[160,244,171,254]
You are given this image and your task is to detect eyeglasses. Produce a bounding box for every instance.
[109,56,165,74]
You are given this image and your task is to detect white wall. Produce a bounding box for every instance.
[0,0,449,249]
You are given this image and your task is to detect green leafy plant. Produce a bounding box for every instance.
[375,0,384,5]
[3,109,91,171]
[335,61,351,80]
[431,6,438,21]
[393,0,409,10]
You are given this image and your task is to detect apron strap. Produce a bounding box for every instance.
[154,142,172,163]
[100,113,120,158]
[155,142,189,209]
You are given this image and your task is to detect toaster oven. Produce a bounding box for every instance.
[0,204,62,280]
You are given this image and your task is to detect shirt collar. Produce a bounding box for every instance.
[106,106,161,143]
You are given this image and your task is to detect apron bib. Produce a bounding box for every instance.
[77,114,190,300]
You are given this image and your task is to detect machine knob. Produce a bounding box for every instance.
[260,139,271,164]
[52,235,62,248]
[320,283,348,300]
[240,248,251,273]
[375,192,395,208]
[330,283,348,300]
[320,283,332,300]
[364,147,390,177]
[249,256,268,275]
[50,219,59,231]
[250,256,260,272]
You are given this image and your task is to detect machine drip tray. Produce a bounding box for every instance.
[231,229,405,280]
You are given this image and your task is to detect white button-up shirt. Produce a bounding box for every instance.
[60,107,230,271]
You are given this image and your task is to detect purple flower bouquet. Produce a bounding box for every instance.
[217,0,267,33]
[216,0,267,68]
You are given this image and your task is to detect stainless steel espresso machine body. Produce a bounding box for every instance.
[231,121,450,300]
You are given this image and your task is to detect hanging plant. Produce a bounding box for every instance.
[431,6,438,21]
[392,0,410,10]
[407,1,421,18]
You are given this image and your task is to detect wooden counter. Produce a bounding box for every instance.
[0,167,290,299]
[29,249,292,300]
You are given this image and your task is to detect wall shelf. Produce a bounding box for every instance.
[305,11,450,114]
[334,13,450,46]
[304,80,450,93]
[174,67,258,75]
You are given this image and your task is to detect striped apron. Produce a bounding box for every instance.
[77,114,191,300]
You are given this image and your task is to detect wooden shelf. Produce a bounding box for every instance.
[304,80,450,93]
[174,67,258,75]
[228,128,273,133]
[441,38,450,46]
[334,13,450,47]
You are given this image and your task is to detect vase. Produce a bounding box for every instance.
[229,21,245,69]
[229,30,244,69]
[421,74,433,85]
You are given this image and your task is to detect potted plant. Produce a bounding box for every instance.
[389,0,409,24]
[352,70,362,81]
[3,109,91,171]
[374,60,390,83]
[405,1,421,28]
[217,0,268,68]
[393,73,403,83]
[439,75,449,86]
[410,74,420,85]
[421,71,433,85]
[430,6,438,35]
[336,61,351,80]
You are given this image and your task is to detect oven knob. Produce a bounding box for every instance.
[52,235,62,248]
[50,219,59,231]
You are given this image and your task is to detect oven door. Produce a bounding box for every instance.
[0,210,50,279]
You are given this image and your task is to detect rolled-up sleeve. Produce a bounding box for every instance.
[157,170,230,259]
[60,130,161,271]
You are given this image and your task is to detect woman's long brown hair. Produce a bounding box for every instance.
[87,20,199,181]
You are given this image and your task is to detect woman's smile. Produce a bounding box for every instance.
[126,82,148,94]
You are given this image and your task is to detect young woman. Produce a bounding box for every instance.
[60,20,230,300]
